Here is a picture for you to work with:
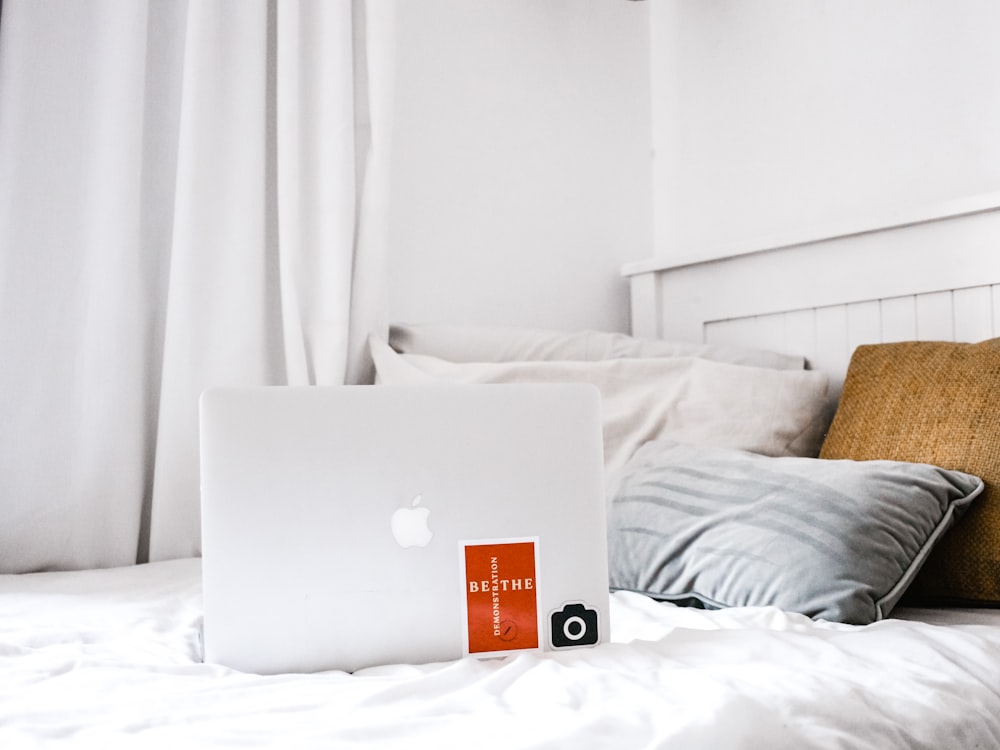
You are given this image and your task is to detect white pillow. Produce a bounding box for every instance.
[388,323,805,370]
[370,337,830,473]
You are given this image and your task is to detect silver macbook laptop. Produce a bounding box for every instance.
[199,384,609,674]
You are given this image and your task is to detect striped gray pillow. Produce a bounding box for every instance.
[608,440,984,624]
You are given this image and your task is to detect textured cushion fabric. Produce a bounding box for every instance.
[388,323,806,370]
[820,339,1000,605]
[608,440,984,625]
[370,337,830,473]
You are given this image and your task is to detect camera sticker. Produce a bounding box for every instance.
[461,538,540,657]
[549,602,599,649]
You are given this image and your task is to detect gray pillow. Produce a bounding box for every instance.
[608,440,984,624]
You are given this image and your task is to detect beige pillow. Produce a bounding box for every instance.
[820,339,1000,604]
[371,337,830,473]
[388,323,806,370]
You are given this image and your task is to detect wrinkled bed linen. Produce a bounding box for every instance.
[2,559,999,749]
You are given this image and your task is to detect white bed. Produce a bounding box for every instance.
[3,558,1000,748]
[6,205,1000,748]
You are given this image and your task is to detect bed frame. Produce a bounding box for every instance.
[623,193,1000,395]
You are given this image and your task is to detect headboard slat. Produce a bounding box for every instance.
[624,207,1000,395]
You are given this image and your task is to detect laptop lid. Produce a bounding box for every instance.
[200,384,609,674]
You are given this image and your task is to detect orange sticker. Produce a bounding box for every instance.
[463,540,539,655]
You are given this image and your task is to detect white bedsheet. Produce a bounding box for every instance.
[2,559,1000,749]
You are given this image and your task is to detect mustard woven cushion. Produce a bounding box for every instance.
[820,338,1000,604]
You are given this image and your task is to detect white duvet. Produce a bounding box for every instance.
[2,559,1000,749]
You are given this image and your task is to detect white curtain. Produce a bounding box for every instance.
[0,0,395,572]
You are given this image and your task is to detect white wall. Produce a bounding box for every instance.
[650,0,1000,261]
[386,0,651,334]
[385,2,1000,333]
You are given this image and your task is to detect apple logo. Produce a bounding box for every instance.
[390,495,433,548]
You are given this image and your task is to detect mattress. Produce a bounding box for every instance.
[2,558,1000,748]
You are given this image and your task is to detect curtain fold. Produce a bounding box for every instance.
[0,0,393,572]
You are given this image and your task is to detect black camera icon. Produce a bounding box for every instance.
[550,603,598,648]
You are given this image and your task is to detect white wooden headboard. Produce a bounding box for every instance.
[623,195,1000,396]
